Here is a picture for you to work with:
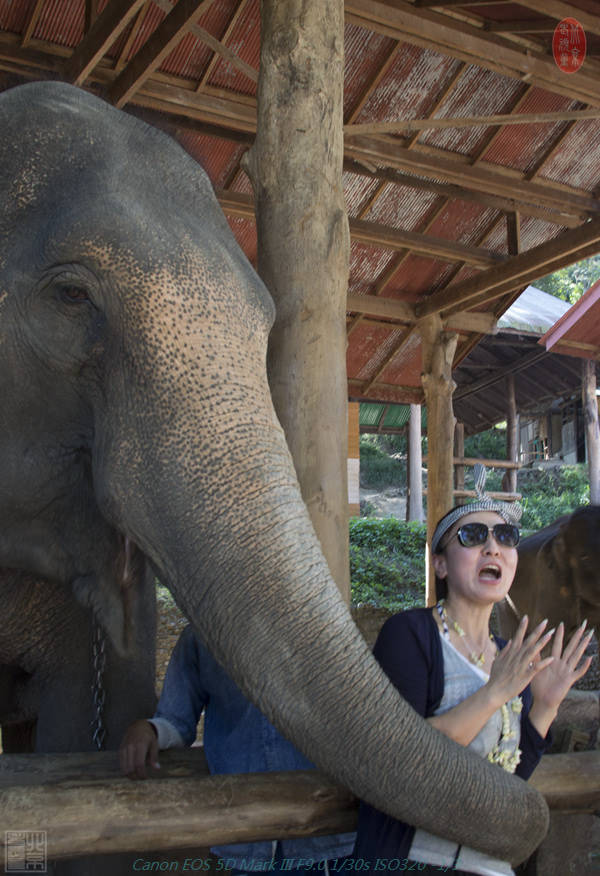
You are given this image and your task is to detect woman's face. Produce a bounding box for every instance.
[432,510,518,607]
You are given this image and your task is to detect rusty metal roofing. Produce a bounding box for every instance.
[1,0,599,428]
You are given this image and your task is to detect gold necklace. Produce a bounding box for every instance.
[437,600,495,668]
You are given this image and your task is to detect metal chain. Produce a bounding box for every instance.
[91,613,107,751]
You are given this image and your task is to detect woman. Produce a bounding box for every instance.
[353,468,593,876]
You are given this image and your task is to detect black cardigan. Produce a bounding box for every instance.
[352,607,549,869]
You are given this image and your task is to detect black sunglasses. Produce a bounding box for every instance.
[445,522,520,549]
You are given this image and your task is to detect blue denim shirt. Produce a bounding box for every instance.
[154,625,355,867]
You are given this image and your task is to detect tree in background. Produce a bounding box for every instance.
[535,254,600,303]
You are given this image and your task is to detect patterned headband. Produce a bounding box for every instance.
[431,463,522,554]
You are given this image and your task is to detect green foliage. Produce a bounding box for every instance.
[535,254,600,303]
[464,426,507,460]
[519,465,590,530]
[349,517,426,610]
[359,436,406,489]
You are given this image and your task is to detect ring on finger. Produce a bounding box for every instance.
[528,661,535,670]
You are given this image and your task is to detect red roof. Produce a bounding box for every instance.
[540,278,600,360]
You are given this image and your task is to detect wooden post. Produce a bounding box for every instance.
[243,0,350,597]
[420,315,457,606]
[454,422,465,493]
[407,404,423,522]
[348,402,360,519]
[503,374,518,494]
[582,359,600,504]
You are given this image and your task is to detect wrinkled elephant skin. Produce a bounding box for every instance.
[496,505,600,639]
[0,82,548,863]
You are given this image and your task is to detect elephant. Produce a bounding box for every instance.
[0,80,548,865]
[0,542,156,753]
[495,505,600,640]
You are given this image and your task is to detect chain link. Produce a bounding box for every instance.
[91,613,107,751]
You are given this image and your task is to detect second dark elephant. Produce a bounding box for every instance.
[0,81,547,864]
[496,505,600,639]
[0,542,156,753]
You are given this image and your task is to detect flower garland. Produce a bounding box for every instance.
[436,599,494,668]
[486,696,523,773]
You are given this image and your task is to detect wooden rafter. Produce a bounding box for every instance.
[486,20,556,34]
[346,293,497,334]
[217,189,503,267]
[454,348,550,399]
[345,0,600,107]
[517,0,600,39]
[66,0,147,85]
[21,0,44,48]
[195,0,250,92]
[417,218,600,317]
[345,41,399,124]
[472,84,533,168]
[344,109,600,137]
[345,135,598,221]
[114,0,152,72]
[111,0,216,108]
[406,61,466,150]
[362,325,419,393]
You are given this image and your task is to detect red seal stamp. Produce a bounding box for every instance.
[553,18,586,73]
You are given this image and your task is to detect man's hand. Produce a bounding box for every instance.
[119,719,160,779]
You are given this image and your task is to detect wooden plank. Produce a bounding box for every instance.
[424,489,523,500]
[111,0,214,108]
[344,109,600,137]
[417,219,600,318]
[423,456,522,469]
[65,0,147,85]
[530,751,600,811]
[486,20,556,34]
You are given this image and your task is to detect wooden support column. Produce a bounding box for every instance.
[420,315,457,605]
[243,0,350,598]
[407,404,423,522]
[454,422,465,493]
[503,374,519,494]
[348,402,360,519]
[582,359,600,504]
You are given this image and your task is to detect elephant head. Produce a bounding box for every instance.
[500,506,600,638]
[0,81,547,862]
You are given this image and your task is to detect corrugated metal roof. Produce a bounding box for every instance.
[499,285,571,335]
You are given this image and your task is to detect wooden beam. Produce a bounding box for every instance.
[21,0,44,48]
[350,216,505,267]
[417,219,600,318]
[154,0,258,85]
[345,135,599,221]
[195,0,252,91]
[0,753,358,859]
[114,0,152,72]
[346,292,497,334]
[343,159,581,228]
[507,212,520,256]
[345,0,600,107]
[65,0,147,85]
[517,0,600,40]
[111,0,214,108]
[344,109,600,137]
[486,20,556,34]
[217,190,506,268]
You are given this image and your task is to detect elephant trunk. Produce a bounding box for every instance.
[104,370,548,865]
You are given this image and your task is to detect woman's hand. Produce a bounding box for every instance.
[487,615,555,708]
[528,621,594,738]
[119,719,160,779]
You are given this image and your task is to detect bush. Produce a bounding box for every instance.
[349,517,426,611]
[359,437,406,489]
[519,465,589,530]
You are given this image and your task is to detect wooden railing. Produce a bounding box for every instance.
[0,749,598,860]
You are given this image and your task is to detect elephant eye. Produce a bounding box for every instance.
[60,285,90,303]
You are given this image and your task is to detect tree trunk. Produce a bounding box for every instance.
[420,316,457,605]
[582,358,600,504]
[243,0,350,598]
[407,404,423,521]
